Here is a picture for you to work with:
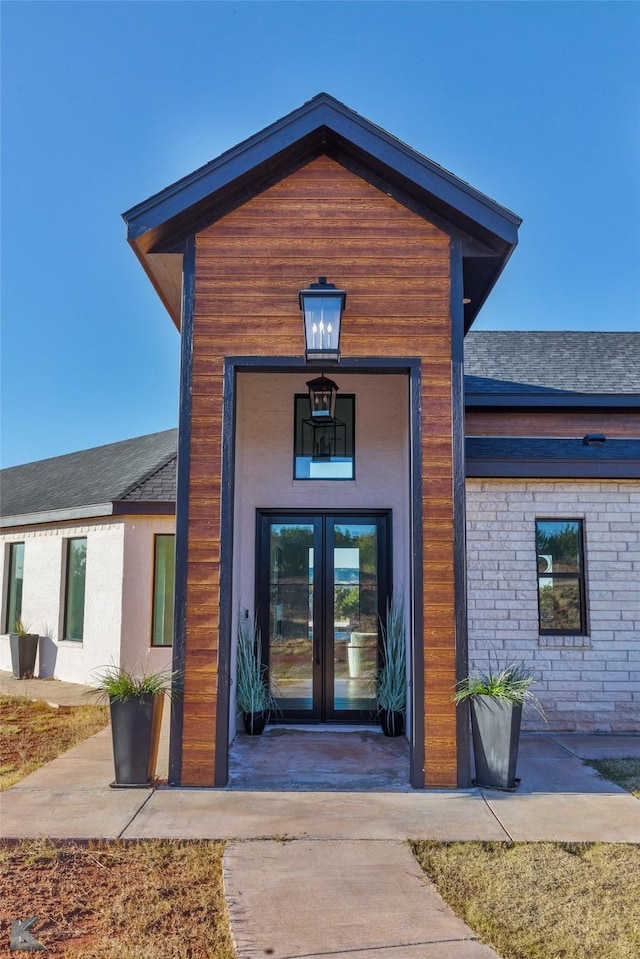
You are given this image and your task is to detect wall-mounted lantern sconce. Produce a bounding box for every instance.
[583,433,606,447]
[299,276,346,362]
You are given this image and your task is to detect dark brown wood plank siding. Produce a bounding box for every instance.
[466,411,639,438]
[183,155,457,787]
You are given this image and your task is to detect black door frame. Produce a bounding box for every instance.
[195,354,470,789]
[256,510,392,724]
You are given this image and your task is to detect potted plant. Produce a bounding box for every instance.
[9,618,39,680]
[92,665,174,787]
[375,594,406,737]
[236,613,278,735]
[453,661,543,790]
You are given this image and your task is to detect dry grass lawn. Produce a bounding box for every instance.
[585,757,640,798]
[0,695,109,790]
[412,840,640,959]
[0,839,235,958]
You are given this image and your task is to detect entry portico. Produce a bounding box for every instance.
[123,93,521,788]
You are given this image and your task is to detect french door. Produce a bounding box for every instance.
[256,512,391,723]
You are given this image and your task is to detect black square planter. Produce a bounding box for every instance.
[470,696,522,790]
[9,633,39,679]
[109,694,164,787]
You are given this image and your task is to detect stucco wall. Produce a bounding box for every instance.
[0,521,125,684]
[1,515,175,685]
[121,516,175,676]
[232,371,412,738]
[466,479,640,732]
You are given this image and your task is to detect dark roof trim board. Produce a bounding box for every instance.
[465,393,640,410]
[112,501,175,517]
[466,437,640,459]
[466,437,640,479]
[123,93,521,329]
[124,94,520,243]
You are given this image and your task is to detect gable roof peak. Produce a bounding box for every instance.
[123,94,521,329]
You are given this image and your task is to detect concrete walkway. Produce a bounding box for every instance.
[2,672,639,959]
[224,840,499,959]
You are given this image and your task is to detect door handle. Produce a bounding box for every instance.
[314,631,321,666]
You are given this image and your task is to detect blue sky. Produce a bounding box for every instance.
[1,1,638,468]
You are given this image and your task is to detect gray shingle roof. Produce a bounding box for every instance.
[122,456,177,502]
[1,429,177,522]
[464,332,640,395]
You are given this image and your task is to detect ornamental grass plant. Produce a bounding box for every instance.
[453,660,544,717]
[375,594,407,713]
[91,665,175,703]
[235,614,278,716]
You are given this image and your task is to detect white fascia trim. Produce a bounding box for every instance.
[0,503,114,529]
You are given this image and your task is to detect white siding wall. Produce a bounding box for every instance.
[1,515,176,685]
[121,516,174,676]
[0,521,125,684]
[466,480,640,732]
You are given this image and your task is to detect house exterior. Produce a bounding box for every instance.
[464,332,640,735]
[4,95,637,790]
[0,431,177,684]
[3,342,637,742]
[118,94,639,789]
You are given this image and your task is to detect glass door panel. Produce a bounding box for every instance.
[331,523,379,717]
[267,523,317,715]
[257,512,389,723]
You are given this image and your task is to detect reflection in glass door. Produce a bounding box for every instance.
[330,522,379,717]
[257,513,390,723]
[267,521,317,714]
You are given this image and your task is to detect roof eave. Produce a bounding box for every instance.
[123,94,520,327]
[1,503,115,530]
[123,94,520,243]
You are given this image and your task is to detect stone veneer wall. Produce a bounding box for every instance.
[465,480,639,732]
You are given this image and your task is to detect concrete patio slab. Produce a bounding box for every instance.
[224,840,500,959]
[550,733,640,760]
[513,735,632,794]
[2,678,638,843]
[229,726,412,791]
[122,789,510,841]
